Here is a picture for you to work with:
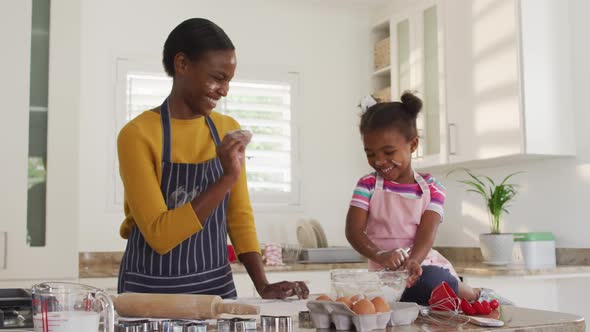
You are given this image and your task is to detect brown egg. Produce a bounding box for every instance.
[352,298,376,315]
[316,294,332,301]
[371,296,390,312]
[350,294,363,302]
[336,297,353,309]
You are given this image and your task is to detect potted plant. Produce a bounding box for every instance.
[457,169,521,265]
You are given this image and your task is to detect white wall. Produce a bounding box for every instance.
[78,0,374,252]
[432,0,590,249]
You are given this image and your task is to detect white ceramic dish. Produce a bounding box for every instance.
[309,219,328,248]
[296,221,318,248]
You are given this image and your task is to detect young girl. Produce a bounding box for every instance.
[345,92,478,305]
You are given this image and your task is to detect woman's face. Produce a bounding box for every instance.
[362,128,418,183]
[175,49,237,117]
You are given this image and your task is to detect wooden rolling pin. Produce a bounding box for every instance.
[114,293,260,319]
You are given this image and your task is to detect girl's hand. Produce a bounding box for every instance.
[374,249,408,270]
[259,281,309,299]
[217,135,246,183]
[404,258,422,287]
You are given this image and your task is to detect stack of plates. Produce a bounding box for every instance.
[296,219,328,248]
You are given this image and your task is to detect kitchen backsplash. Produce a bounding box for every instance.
[79,247,590,278]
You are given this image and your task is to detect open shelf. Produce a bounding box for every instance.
[371,17,389,33]
[372,66,391,78]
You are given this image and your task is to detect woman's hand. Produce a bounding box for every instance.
[258,281,310,299]
[403,258,422,288]
[374,249,408,270]
[217,135,246,183]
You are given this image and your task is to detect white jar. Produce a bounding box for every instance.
[513,232,556,269]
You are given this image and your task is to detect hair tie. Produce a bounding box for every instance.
[359,95,377,112]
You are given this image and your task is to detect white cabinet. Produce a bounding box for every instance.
[266,271,331,295]
[556,277,590,328]
[462,274,590,327]
[0,0,81,281]
[372,0,575,171]
[233,270,332,298]
[443,0,574,167]
[210,270,332,298]
[78,278,119,296]
[76,271,331,299]
[462,275,559,311]
[370,0,448,169]
[79,275,257,298]
[233,272,257,298]
[443,0,521,165]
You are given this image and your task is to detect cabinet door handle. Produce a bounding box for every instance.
[448,123,457,156]
[416,129,424,159]
[0,231,6,270]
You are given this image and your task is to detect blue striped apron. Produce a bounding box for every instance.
[117,99,237,298]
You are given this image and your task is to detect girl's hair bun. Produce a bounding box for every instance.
[400,91,422,118]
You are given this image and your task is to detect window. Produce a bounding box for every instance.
[217,80,294,195]
[113,60,300,208]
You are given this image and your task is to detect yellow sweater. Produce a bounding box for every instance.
[117,110,260,256]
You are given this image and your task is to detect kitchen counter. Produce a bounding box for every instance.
[410,306,584,332]
[79,251,590,278]
[290,306,584,332]
[238,298,586,332]
[79,260,590,278]
[78,255,368,278]
[5,307,585,332]
[453,263,590,278]
[231,262,367,273]
[14,306,583,332]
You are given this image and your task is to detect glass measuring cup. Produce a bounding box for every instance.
[31,282,114,332]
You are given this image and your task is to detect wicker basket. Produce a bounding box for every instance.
[373,87,391,102]
[374,37,390,70]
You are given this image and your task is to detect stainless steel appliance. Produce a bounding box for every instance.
[0,289,33,330]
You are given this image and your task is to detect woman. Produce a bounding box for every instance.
[117,18,309,299]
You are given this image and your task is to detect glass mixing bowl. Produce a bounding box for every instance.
[330,269,409,303]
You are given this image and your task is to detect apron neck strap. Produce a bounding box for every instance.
[205,116,222,146]
[160,98,222,163]
[375,173,384,190]
[160,99,173,163]
[375,171,431,200]
[414,171,431,201]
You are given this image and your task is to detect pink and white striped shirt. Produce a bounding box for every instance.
[350,172,446,218]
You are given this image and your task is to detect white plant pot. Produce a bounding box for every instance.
[479,233,514,265]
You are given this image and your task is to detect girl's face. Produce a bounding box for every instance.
[175,49,237,117]
[362,128,418,183]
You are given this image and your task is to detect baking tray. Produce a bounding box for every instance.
[299,247,365,263]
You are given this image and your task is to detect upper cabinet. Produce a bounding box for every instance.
[371,0,448,169]
[1,0,81,281]
[371,0,575,170]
